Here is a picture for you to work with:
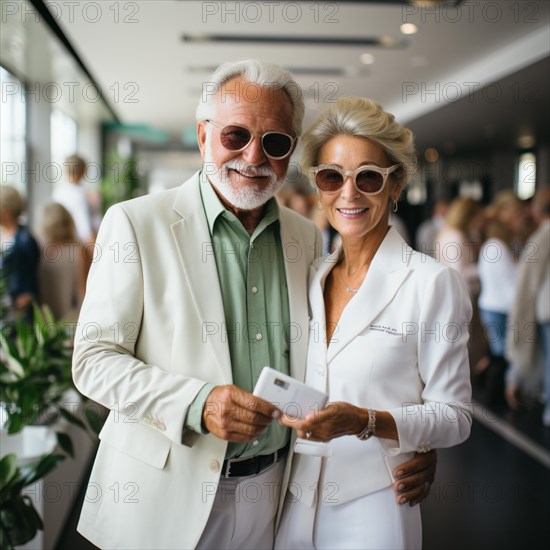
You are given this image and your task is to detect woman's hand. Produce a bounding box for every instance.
[279,401,368,442]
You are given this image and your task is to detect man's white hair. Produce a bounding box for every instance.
[195,59,305,137]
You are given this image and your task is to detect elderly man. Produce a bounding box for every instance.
[73,59,435,550]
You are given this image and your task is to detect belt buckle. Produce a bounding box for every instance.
[224,457,235,479]
[224,456,248,479]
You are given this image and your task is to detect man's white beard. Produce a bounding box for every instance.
[204,135,285,210]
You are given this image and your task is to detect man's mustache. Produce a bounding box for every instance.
[223,160,276,180]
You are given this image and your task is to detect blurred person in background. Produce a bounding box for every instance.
[476,204,519,405]
[0,186,40,321]
[53,154,95,275]
[415,197,449,257]
[517,196,538,248]
[277,185,313,218]
[435,197,484,297]
[487,190,526,258]
[436,197,485,370]
[506,187,550,426]
[39,203,86,322]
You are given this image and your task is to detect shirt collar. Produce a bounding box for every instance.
[199,170,280,236]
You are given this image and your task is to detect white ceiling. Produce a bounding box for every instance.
[2,1,549,152]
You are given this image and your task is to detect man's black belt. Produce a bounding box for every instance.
[222,443,290,478]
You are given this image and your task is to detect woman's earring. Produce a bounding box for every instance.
[318,200,323,210]
[392,199,398,213]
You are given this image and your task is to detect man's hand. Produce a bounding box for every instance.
[202,385,279,442]
[278,401,365,442]
[392,449,437,506]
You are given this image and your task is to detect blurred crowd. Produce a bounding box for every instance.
[0,155,98,325]
[278,182,550,428]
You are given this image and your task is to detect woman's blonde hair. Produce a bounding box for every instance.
[42,203,77,243]
[445,198,483,234]
[301,97,417,186]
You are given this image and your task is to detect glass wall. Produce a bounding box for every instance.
[50,108,78,188]
[1,66,27,192]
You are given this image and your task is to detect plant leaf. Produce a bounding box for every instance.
[56,431,74,458]
[20,453,65,487]
[59,408,87,430]
[0,454,19,487]
[84,405,104,435]
[0,494,42,546]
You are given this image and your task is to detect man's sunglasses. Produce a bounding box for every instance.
[309,164,400,195]
[205,119,296,160]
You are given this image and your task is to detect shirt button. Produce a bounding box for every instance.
[256,333,263,341]
[252,440,259,446]
[209,459,220,472]
[251,286,258,294]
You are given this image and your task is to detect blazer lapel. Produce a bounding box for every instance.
[327,228,412,363]
[280,210,310,383]
[171,173,232,379]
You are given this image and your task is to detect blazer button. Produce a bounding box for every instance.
[209,459,220,472]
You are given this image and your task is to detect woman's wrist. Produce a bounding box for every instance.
[356,408,376,440]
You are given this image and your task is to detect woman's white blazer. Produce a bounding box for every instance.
[285,227,473,508]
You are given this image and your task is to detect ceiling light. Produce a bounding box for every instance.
[424,148,439,162]
[400,24,418,35]
[182,34,406,48]
[517,134,536,149]
[360,53,375,65]
[379,36,398,48]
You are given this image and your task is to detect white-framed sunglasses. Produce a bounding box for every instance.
[205,119,296,160]
[309,163,400,195]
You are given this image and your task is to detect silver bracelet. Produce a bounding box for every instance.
[357,409,376,440]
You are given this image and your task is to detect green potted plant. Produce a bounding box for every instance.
[0,304,102,548]
[0,453,65,549]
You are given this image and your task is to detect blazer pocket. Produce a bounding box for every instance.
[99,415,171,469]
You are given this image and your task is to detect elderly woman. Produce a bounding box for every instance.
[276,98,472,549]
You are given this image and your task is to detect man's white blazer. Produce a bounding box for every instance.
[72,172,320,549]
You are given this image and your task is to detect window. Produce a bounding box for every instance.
[516,152,536,200]
[50,108,78,188]
[0,66,26,192]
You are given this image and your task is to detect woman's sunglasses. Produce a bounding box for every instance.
[205,119,296,160]
[309,164,400,195]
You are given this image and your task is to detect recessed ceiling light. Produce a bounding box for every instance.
[517,134,536,149]
[379,36,397,48]
[360,53,375,65]
[400,24,418,35]
[424,148,439,162]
